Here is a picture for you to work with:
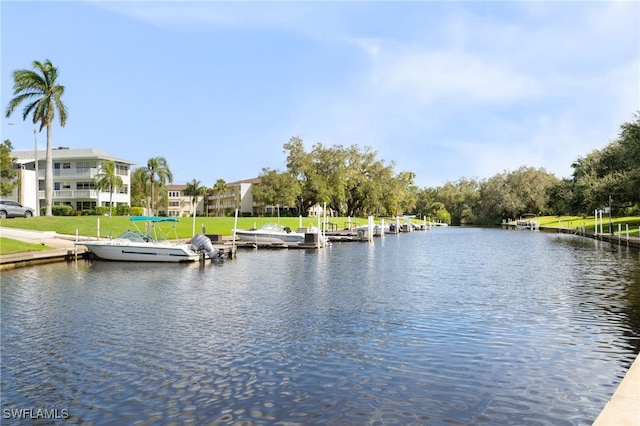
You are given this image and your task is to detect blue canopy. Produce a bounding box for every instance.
[129,216,179,223]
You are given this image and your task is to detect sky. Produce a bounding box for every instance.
[1,1,638,189]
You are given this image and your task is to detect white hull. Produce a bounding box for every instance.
[77,240,201,262]
[234,230,305,244]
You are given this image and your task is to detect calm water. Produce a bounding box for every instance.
[1,227,639,425]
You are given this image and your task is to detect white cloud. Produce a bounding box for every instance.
[368,47,541,105]
[91,1,342,38]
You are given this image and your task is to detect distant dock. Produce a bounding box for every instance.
[501,220,640,249]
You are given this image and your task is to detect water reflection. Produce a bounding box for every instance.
[1,228,638,425]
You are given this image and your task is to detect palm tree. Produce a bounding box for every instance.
[5,59,68,216]
[130,167,150,209]
[94,160,123,217]
[145,157,173,215]
[213,178,227,217]
[183,179,205,217]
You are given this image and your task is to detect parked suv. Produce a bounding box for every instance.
[0,199,35,219]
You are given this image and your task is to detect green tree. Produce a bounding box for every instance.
[145,157,173,215]
[475,167,556,224]
[254,168,300,215]
[0,139,18,196]
[94,160,123,217]
[617,112,640,212]
[436,178,480,225]
[5,59,68,216]
[282,137,415,217]
[414,187,438,220]
[283,136,315,214]
[212,178,227,216]
[184,179,205,216]
[130,167,150,208]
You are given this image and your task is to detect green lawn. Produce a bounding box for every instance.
[0,215,376,240]
[535,215,640,237]
[0,237,51,254]
[2,215,639,238]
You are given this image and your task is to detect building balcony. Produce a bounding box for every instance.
[37,168,99,179]
[41,190,99,199]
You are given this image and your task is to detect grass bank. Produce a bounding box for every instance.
[0,237,51,254]
[533,215,640,237]
[2,215,639,239]
[0,215,376,240]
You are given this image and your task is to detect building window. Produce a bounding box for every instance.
[118,185,128,194]
[77,181,95,190]
[76,201,96,210]
[169,201,180,207]
[116,164,128,175]
[77,161,96,172]
[168,191,181,198]
[168,210,180,217]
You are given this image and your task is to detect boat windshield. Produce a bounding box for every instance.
[116,230,149,242]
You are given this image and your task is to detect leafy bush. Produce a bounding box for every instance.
[130,206,144,216]
[624,204,640,216]
[95,206,109,216]
[116,205,130,216]
[52,205,73,216]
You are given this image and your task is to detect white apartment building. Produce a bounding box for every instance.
[11,147,134,213]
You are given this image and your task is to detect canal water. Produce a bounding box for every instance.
[1,227,639,425]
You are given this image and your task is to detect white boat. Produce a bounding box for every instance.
[355,223,390,236]
[233,223,305,244]
[75,216,220,262]
[516,213,539,231]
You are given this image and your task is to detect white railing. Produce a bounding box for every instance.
[51,190,98,199]
[38,168,99,179]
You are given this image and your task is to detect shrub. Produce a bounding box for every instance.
[130,206,144,216]
[95,206,109,216]
[52,205,73,216]
[116,205,130,216]
[624,204,640,216]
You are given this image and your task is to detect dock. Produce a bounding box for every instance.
[501,221,640,249]
[593,352,640,425]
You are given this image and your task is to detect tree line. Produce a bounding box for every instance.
[256,113,639,224]
[254,137,416,218]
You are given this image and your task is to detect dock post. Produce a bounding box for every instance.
[626,224,630,246]
[618,224,621,243]
[232,209,238,254]
[318,207,322,248]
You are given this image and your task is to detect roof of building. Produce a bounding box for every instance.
[166,185,187,191]
[225,177,261,186]
[12,148,135,165]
